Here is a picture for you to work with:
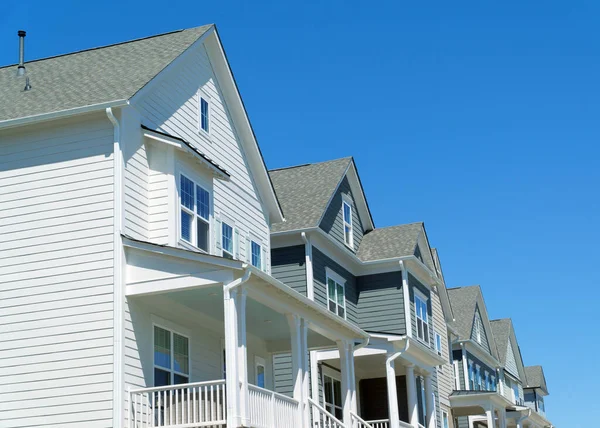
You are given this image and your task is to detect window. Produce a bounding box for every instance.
[435,333,443,356]
[442,411,450,428]
[222,222,234,259]
[342,200,353,248]
[251,240,262,269]
[199,95,210,133]
[469,361,475,390]
[490,375,496,391]
[484,372,490,391]
[323,374,343,420]
[475,366,482,391]
[255,356,266,388]
[538,396,545,413]
[180,174,210,251]
[326,269,346,318]
[154,326,189,386]
[512,381,520,404]
[414,292,429,343]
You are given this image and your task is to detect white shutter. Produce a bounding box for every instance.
[214,214,222,253]
[234,228,240,260]
[246,233,252,264]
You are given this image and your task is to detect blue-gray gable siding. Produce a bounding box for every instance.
[271,245,307,296]
[470,305,492,355]
[408,274,434,351]
[319,176,364,252]
[356,271,406,335]
[465,351,495,390]
[313,247,358,325]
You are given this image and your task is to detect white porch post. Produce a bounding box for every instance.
[288,314,305,428]
[301,319,310,427]
[237,288,249,426]
[485,407,494,428]
[224,287,241,427]
[337,340,353,426]
[405,365,419,427]
[424,374,435,428]
[385,353,400,428]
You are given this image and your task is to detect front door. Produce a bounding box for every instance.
[359,376,409,423]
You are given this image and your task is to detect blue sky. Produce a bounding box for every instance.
[1,1,597,426]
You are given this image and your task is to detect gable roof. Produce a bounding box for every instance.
[357,222,423,262]
[447,285,499,360]
[269,157,374,233]
[490,318,526,380]
[0,26,212,122]
[524,365,548,394]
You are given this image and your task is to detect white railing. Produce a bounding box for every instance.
[365,420,412,428]
[128,380,226,428]
[308,397,345,428]
[351,412,374,428]
[248,384,300,428]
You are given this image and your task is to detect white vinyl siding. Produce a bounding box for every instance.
[132,38,270,272]
[0,113,115,428]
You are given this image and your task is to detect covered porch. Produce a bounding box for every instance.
[124,237,368,428]
[450,390,513,428]
[315,334,446,428]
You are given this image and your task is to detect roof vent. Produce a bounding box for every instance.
[17,30,26,76]
[24,76,32,91]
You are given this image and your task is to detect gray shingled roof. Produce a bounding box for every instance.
[0,25,212,122]
[490,319,512,365]
[447,285,484,341]
[525,366,548,393]
[269,157,352,233]
[357,223,423,262]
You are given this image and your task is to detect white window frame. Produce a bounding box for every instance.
[152,321,191,387]
[255,356,267,388]
[326,268,347,319]
[414,289,429,344]
[442,411,449,428]
[469,360,475,390]
[198,90,211,136]
[221,220,235,259]
[178,170,212,252]
[341,197,354,249]
[322,367,343,420]
[435,332,443,356]
[250,239,263,270]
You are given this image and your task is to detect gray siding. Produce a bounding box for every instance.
[465,351,495,390]
[319,176,364,252]
[313,247,358,325]
[470,305,492,355]
[273,353,293,397]
[504,340,520,380]
[456,416,469,428]
[271,246,307,296]
[356,272,406,335]
[409,274,434,351]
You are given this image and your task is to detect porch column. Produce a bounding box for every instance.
[424,374,435,428]
[385,353,400,428]
[485,407,494,428]
[224,287,241,427]
[288,314,305,428]
[301,319,311,427]
[498,408,507,428]
[405,365,419,427]
[237,288,249,426]
[337,340,354,426]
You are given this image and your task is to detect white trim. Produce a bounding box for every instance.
[341,197,354,249]
[106,108,125,428]
[401,261,413,338]
[435,332,443,356]
[325,267,347,319]
[197,89,212,139]
[321,366,343,418]
[177,169,213,253]
[301,233,314,300]
[414,289,430,344]
[151,320,191,387]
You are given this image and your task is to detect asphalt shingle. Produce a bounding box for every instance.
[0,25,212,122]
[490,319,512,365]
[524,365,548,393]
[357,223,423,262]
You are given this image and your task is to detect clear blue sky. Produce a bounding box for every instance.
[2,1,597,426]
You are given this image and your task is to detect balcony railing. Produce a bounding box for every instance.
[128,380,227,428]
[248,384,301,428]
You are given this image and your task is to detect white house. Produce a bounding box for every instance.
[0,26,369,428]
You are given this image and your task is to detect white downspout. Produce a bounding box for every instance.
[400,261,413,338]
[516,408,531,428]
[107,107,125,428]
[301,232,314,300]
[386,340,410,428]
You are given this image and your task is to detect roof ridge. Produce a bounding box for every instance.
[0,25,212,70]
[370,221,424,231]
[269,156,352,172]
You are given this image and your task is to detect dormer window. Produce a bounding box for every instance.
[342,200,353,248]
[199,93,210,134]
[180,174,210,252]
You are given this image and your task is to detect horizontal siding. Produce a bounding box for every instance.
[313,247,358,325]
[273,353,293,397]
[147,143,170,244]
[471,305,492,355]
[133,40,270,270]
[319,176,364,252]
[271,246,307,296]
[432,289,453,406]
[356,271,405,335]
[123,136,149,240]
[0,113,114,428]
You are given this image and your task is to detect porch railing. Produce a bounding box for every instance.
[351,412,374,428]
[365,420,413,428]
[308,397,345,428]
[128,380,226,428]
[248,384,300,428]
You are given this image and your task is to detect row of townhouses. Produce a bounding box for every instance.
[0,25,554,428]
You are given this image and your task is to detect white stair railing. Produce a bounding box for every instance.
[350,412,374,428]
[248,384,300,428]
[365,420,389,428]
[308,397,345,428]
[128,380,226,428]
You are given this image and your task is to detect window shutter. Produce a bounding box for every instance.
[246,233,252,264]
[215,214,222,252]
[234,228,240,259]
[262,247,267,272]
